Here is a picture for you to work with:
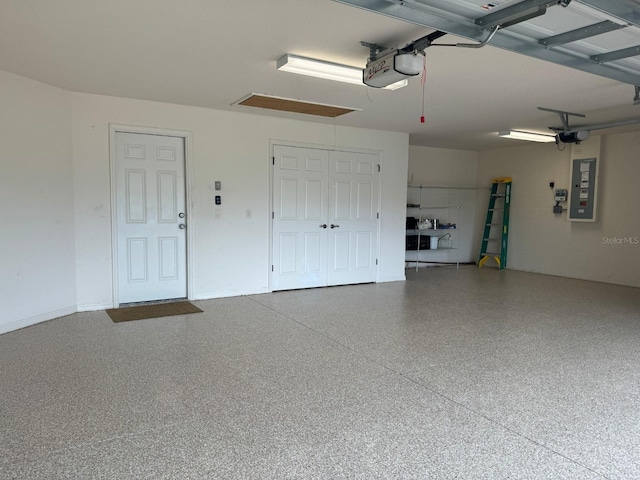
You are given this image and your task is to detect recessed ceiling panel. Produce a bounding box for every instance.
[236,93,360,118]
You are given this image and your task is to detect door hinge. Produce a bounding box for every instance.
[272,211,274,219]
[272,265,274,272]
[376,259,378,265]
[377,212,379,219]
[377,164,381,172]
[272,157,275,165]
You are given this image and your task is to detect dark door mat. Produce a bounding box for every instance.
[107,301,203,323]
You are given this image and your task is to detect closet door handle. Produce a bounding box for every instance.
[319,224,327,229]
[330,224,340,229]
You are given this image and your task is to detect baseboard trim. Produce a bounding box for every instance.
[191,287,269,301]
[377,274,406,283]
[0,306,77,335]
[77,302,114,312]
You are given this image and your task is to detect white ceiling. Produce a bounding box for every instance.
[1,0,639,150]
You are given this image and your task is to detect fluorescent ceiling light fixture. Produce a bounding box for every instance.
[498,130,556,143]
[276,54,408,90]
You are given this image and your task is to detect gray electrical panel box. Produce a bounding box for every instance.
[569,157,597,221]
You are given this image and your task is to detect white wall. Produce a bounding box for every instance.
[0,70,76,333]
[477,134,640,287]
[72,93,409,310]
[408,145,478,187]
[407,146,480,265]
[2,63,637,336]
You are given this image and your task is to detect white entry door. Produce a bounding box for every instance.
[272,145,379,291]
[114,132,187,304]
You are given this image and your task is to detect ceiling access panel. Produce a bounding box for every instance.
[334,0,640,85]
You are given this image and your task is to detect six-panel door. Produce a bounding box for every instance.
[272,145,379,291]
[114,132,187,304]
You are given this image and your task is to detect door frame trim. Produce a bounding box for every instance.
[109,124,194,308]
[269,140,383,292]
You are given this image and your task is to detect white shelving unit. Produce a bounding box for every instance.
[405,185,477,271]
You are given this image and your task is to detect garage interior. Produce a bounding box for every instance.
[1,1,639,478]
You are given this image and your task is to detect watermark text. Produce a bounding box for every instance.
[602,236,639,245]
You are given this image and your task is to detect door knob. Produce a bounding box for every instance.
[178,212,185,218]
[319,224,327,229]
[330,224,340,229]
[179,224,186,229]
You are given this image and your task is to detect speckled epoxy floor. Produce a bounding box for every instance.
[1,268,639,479]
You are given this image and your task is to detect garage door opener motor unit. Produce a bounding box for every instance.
[364,51,423,88]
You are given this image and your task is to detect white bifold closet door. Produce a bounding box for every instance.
[272,145,379,291]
